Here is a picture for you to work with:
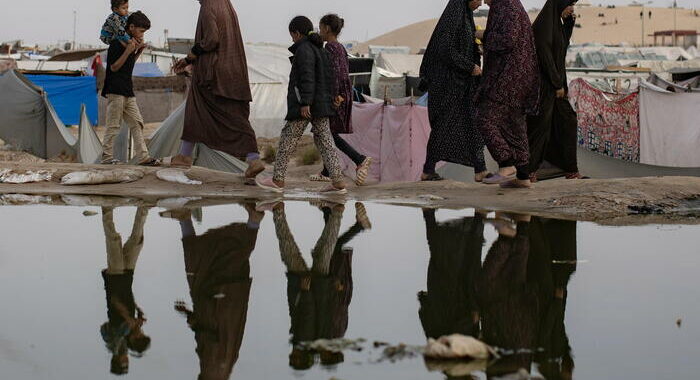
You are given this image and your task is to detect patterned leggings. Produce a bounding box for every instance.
[273,117,343,183]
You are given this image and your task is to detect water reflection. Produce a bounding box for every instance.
[270,201,370,370]
[165,204,262,380]
[420,212,578,379]
[100,206,151,375]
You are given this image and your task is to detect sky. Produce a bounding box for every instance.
[1,0,696,47]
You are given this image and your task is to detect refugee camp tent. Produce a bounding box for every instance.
[369,66,406,100]
[0,70,76,159]
[25,74,98,125]
[335,101,433,183]
[132,62,164,77]
[145,103,247,174]
[687,46,699,59]
[246,43,291,138]
[639,80,700,167]
[638,47,693,61]
[375,53,422,77]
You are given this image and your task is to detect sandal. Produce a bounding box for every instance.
[474,171,494,183]
[310,173,332,182]
[421,173,444,182]
[499,179,532,189]
[355,157,373,186]
[255,176,284,193]
[483,173,515,185]
[138,157,161,167]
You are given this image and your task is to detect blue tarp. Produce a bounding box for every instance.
[133,62,164,77]
[25,75,98,125]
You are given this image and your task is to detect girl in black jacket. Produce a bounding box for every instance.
[256,16,347,194]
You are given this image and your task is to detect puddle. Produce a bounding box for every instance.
[0,200,698,379]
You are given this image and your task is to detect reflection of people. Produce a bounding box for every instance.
[420,0,489,182]
[268,202,370,370]
[166,204,262,380]
[531,218,577,380]
[419,209,485,339]
[528,0,583,181]
[100,206,151,375]
[477,214,538,377]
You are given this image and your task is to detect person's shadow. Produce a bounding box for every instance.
[99,206,151,376]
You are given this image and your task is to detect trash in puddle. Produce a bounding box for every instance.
[298,338,366,353]
[0,169,53,184]
[82,210,97,216]
[424,334,498,360]
[677,318,683,328]
[61,169,144,185]
[156,169,202,185]
[379,343,424,362]
[424,358,489,377]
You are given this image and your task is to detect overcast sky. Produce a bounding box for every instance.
[1,0,694,47]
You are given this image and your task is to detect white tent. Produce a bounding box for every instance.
[246,43,291,138]
[375,53,422,77]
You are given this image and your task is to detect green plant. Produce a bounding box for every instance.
[298,146,320,166]
[263,144,277,163]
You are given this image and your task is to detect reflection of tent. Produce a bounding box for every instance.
[25,74,98,125]
[336,101,433,183]
[145,103,247,174]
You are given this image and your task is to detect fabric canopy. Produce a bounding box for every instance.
[639,80,700,167]
[133,62,164,77]
[26,74,98,125]
[336,102,434,183]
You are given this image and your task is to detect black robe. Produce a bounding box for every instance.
[418,210,484,339]
[527,0,579,174]
[420,0,485,170]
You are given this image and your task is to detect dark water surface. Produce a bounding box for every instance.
[0,201,698,379]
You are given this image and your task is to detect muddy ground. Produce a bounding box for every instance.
[0,158,699,225]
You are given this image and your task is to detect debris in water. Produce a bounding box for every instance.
[82,210,97,216]
[379,343,424,362]
[677,318,682,328]
[424,334,498,360]
[0,169,53,184]
[61,169,144,185]
[299,338,366,353]
[373,341,389,348]
[156,169,202,185]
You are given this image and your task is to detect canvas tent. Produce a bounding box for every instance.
[335,101,434,183]
[25,74,98,125]
[246,43,291,138]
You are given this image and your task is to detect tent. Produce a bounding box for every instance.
[335,101,433,183]
[25,74,98,125]
[0,70,77,159]
[132,62,164,77]
[639,80,700,167]
[369,66,406,100]
[375,53,422,77]
[246,43,292,138]
[144,103,247,174]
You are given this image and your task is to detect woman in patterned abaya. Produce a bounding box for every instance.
[420,0,490,182]
[475,0,540,189]
[527,0,583,182]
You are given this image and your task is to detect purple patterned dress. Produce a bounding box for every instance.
[325,41,353,134]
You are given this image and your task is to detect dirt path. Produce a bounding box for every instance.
[1,161,699,224]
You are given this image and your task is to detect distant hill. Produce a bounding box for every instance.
[351,5,700,55]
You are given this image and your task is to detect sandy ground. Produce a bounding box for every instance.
[0,158,699,225]
[354,6,700,54]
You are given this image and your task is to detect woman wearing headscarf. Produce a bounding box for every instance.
[419,0,490,182]
[527,0,583,181]
[170,0,265,181]
[474,0,540,189]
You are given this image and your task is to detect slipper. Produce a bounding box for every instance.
[483,173,515,185]
[245,159,265,179]
[499,179,532,189]
[320,184,348,195]
[355,157,373,186]
[255,176,284,193]
[474,172,494,183]
[310,173,332,182]
[421,173,444,182]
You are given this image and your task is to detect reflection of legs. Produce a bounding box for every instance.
[311,207,343,275]
[273,120,309,184]
[310,118,343,183]
[273,207,308,272]
[123,207,148,271]
[102,207,125,274]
